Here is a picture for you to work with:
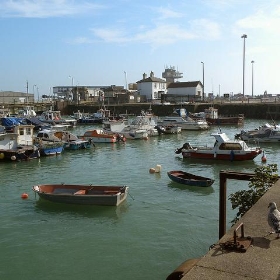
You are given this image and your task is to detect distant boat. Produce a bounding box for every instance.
[157,108,209,130]
[80,129,126,143]
[167,170,214,187]
[35,129,93,150]
[39,110,77,127]
[33,184,129,206]
[191,107,244,126]
[175,131,262,161]
[236,123,280,143]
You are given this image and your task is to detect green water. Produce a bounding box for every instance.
[0,120,278,280]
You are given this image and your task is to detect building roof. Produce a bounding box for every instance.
[168,81,202,88]
[136,76,166,83]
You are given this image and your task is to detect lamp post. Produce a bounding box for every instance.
[251,60,254,97]
[201,62,204,101]
[241,34,247,97]
[124,71,128,91]
[37,87,39,102]
[33,84,37,102]
[68,75,74,86]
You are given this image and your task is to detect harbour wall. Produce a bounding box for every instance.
[60,102,280,120]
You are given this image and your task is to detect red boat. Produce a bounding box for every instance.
[175,132,262,161]
[191,107,244,126]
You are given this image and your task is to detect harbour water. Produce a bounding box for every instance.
[0,119,278,280]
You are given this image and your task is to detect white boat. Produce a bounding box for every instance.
[35,129,92,150]
[39,110,77,127]
[236,123,280,143]
[157,108,209,130]
[128,110,159,137]
[103,120,149,140]
[0,125,40,161]
[160,125,182,134]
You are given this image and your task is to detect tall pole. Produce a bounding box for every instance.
[251,60,254,97]
[26,80,29,103]
[201,62,204,101]
[241,34,247,97]
[33,84,37,102]
[124,71,127,90]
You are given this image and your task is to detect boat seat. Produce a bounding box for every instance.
[74,189,87,195]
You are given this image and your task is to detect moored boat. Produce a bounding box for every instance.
[175,131,262,161]
[167,170,214,187]
[157,108,209,130]
[0,124,40,161]
[35,140,64,156]
[33,184,129,206]
[80,129,126,143]
[236,123,280,143]
[191,107,244,126]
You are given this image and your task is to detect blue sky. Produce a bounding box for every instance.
[0,0,279,97]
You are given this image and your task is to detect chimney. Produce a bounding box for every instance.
[143,73,147,79]
[150,71,154,78]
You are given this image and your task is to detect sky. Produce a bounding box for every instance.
[0,0,279,98]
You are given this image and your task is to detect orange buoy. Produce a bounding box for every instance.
[149,168,155,173]
[261,152,267,163]
[21,193,28,199]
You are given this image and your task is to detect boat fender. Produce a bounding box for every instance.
[0,153,4,159]
[11,155,17,161]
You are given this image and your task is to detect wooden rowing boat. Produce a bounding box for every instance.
[33,184,129,206]
[167,170,214,187]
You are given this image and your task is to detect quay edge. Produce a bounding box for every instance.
[60,102,280,120]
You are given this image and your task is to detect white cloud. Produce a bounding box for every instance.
[0,0,105,18]
[155,7,183,20]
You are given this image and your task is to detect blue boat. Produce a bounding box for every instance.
[36,141,64,156]
[167,170,214,187]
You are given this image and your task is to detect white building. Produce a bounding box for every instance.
[167,81,203,98]
[136,72,167,101]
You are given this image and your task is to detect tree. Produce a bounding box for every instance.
[229,164,278,224]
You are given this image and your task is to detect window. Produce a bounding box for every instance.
[19,128,24,135]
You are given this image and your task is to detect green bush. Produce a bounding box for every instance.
[229,164,278,224]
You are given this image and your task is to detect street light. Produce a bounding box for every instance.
[124,71,128,90]
[201,62,204,101]
[68,75,74,86]
[241,34,247,97]
[251,60,255,97]
[33,84,37,102]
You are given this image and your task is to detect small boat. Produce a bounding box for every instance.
[191,107,244,126]
[167,170,214,187]
[156,125,182,134]
[32,184,129,206]
[39,110,77,127]
[103,120,149,140]
[175,131,262,161]
[80,129,126,143]
[157,108,209,130]
[35,141,64,156]
[35,129,93,150]
[236,123,280,143]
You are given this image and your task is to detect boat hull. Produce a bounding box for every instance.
[181,150,261,161]
[33,185,128,206]
[167,171,214,187]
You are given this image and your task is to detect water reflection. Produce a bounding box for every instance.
[167,182,215,195]
[34,199,130,221]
